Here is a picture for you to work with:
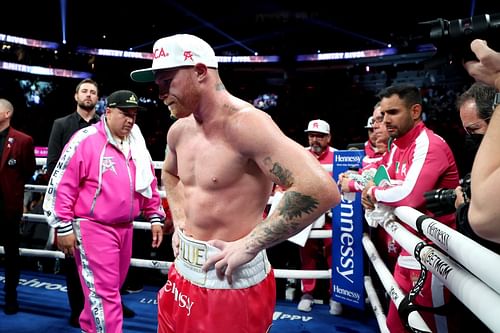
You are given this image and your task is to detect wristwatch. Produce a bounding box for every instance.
[493,92,500,111]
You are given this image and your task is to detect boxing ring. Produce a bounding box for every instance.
[1,159,499,332]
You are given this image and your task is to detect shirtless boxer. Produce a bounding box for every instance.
[131,34,340,333]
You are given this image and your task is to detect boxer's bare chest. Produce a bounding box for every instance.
[176,132,247,189]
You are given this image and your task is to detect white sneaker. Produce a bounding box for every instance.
[297,294,314,312]
[329,299,343,315]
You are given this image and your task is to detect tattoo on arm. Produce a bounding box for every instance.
[279,191,319,219]
[248,191,319,250]
[263,157,294,187]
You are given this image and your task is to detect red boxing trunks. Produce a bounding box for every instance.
[157,231,276,333]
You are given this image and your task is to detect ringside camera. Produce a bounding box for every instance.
[424,174,471,217]
[420,13,500,62]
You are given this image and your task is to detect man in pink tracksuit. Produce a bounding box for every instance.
[43,90,165,333]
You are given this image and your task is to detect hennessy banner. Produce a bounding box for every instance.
[331,150,365,310]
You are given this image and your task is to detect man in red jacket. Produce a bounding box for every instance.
[362,84,459,333]
[297,119,342,315]
[0,98,36,314]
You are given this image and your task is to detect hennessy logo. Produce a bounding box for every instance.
[164,280,194,316]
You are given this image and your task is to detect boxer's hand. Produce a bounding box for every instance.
[202,238,256,285]
[171,228,180,257]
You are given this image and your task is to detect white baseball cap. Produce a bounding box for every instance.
[130,34,218,83]
[305,119,330,134]
[364,116,374,129]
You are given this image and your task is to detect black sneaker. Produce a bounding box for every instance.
[122,302,135,318]
[69,314,80,328]
[4,301,19,315]
[124,285,144,294]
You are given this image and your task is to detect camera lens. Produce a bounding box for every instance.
[424,188,457,216]
[422,13,500,62]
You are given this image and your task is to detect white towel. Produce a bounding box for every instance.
[130,125,154,198]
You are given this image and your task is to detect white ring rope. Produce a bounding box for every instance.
[362,233,431,332]
[23,152,334,280]
[365,275,390,333]
[394,206,500,294]
[25,158,499,330]
[22,213,333,239]
[24,184,47,193]
[0,246,331,280]
[363,275,390,333]
[378,216,500,332]
[35,157,47,167]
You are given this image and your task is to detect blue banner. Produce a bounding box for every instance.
[331,150,365,310]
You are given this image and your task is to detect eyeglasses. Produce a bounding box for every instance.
[463,117,490,135]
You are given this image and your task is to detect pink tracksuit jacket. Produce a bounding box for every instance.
[44,119,165,234]
[43,118,165,333]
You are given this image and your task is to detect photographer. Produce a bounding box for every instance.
[464,39,500,244]
[426,82,500,249]
[453,82,500,252]
[425,81,499,333]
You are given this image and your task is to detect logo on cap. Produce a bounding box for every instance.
[126,94,138,105]
[305,119,330,134]
[184,51,194,62]
[154,48,170,60]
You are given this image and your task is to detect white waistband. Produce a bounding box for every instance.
[174,231,271,289]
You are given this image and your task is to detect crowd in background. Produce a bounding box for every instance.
[0,65,475,171]
[1,44,493,332]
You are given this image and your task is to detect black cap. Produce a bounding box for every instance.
[106,90,146,110]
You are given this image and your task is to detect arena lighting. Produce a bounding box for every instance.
[217,55,280,63]
[60,0,66,45]
[0,31,422,65]
[0,33,59,49]
[166,0,257,55]
[76,46,153,60]
[0,60,91,79]
[75,46,280,63]
[296,47,398,62]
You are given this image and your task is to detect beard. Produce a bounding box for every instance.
[311,145,323,155]
[78,100,96,111]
